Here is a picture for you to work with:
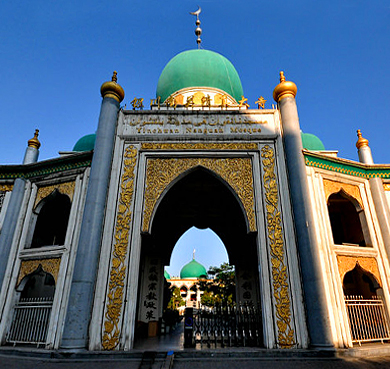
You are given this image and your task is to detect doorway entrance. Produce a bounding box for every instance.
[135,167,262,347]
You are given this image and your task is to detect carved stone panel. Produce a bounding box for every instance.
[143,157,256,233]
[260,144,295,348]
[17,258,61,285]
[35,181,75,208]
[102,145,138,350]
[337,255,381,286]
[323,179,363,209]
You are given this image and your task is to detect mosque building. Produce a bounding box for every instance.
[1,12,390,353]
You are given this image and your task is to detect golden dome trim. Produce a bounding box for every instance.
[273,71,297,102]
[356,129,369,149]
[28,129,41,149]
[100,71,125,103]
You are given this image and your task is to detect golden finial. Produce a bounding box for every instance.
[100,71,125,102]
[273,71,297,102]
[356,129,369,149]
[28,129,41,149]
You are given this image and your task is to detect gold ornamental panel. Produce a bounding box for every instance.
[261,145,295,348]
[142,157,256,233]
[35,181,75,208]
[337,255,381,286]
[323,179,363,208]
[102,145,138,350]
[383,184,390,191]
[17,258,61,285]
[141,142,258,151]
[0,184,13,192]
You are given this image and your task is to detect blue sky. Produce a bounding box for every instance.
[1,1,389,275]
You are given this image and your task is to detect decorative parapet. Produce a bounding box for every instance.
[304,151,390,179]
[0,152,92,180]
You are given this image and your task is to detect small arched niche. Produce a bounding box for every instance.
[327,191,371,247]
[31,190,71,248]
[343,264,379,299]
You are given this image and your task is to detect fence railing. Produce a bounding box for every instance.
[6,297,53,345]
[191,304,262,348]
[345,295,390,345]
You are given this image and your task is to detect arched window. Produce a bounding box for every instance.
[7,265,55,344]
[343,264,378,298]
[327,192,371,247]
[31,190,71,248]
[180,286,188,298]
[190,285,197,301]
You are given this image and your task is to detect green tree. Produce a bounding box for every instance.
[167,286,185,310]
[198,263,236,307]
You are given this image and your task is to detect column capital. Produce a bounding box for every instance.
[100,71,125,102]
[273,71,297,102]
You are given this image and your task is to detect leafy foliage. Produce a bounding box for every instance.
[167,286,185,310]
[198,263,236,307]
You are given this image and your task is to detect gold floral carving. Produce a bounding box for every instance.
[17,258,61,285]
[323,179,363,208]
[35,181,75,208]
[141,142,258,151]
[261,145,295,348]
[0,184,13,192]
[102,145,138,350]
[337,255,381,287]
[143,157,256,232]
[383,184,390,191]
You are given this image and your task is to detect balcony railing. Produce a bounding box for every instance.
[6,297,53,345]
[345,295,390,345]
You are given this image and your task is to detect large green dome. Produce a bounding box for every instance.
[180,259,207,279]
[73,134,96,152]
[156,49,244,103]
[301,132,325,151]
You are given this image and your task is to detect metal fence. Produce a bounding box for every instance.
[192,304,262,347]
[345,295,390,345]
[6,297,53,345]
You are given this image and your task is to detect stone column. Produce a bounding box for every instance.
[0,178,26,289]
[60,72,124,349]
[23,129,41,164]
[273,72,334,349]
[356,130,390,260]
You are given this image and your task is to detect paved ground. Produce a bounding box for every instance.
[1,353,390,369]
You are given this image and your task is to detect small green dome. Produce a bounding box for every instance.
[180,259,207,279]
[301,132,325,151]
[156,49,244,103]
[73,134,96,152]
[164,270,171,280]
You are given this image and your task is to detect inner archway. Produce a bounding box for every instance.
[135,167,261,346]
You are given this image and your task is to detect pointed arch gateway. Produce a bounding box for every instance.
[135,164,262,345]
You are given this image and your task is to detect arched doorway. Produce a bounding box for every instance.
[7,265,55,345]
[343,264,390,344]
[135,167,261,346]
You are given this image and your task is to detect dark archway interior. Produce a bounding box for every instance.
[343,265,379,298]
[142,167,257,266]
[328,192,365,246]
[31,191,71,248]
[20,266,56,299]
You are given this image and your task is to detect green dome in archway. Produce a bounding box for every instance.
[73,134,96,152]
[156,49,244,103]
[164,270,171,280]
[301,132,325,151]
[180,259,207,279]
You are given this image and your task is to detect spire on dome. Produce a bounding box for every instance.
[190,6,202,48]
